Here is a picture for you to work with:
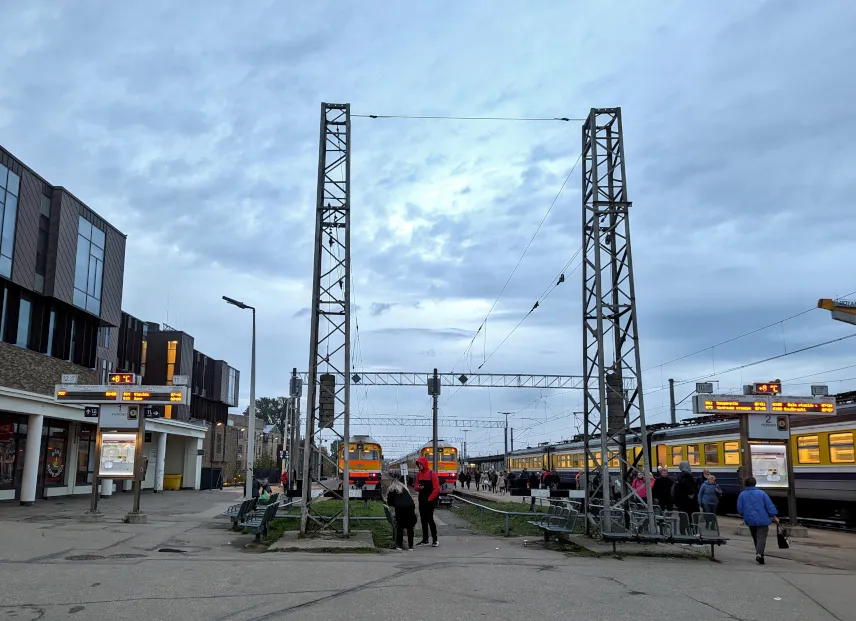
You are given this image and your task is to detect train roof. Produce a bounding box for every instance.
[348,435,380,445]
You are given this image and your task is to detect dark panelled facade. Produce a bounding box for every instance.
[120,322,239,426]
[117,312,145,374]
[0,145,126,379]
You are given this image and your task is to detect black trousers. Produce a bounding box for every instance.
[419,500,437,543]
[395,507,415,549]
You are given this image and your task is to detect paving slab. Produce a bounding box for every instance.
[268,530,375,552]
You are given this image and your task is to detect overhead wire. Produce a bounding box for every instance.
[354,114,584,122]
[448,152,584,382]
[643,288,856,373]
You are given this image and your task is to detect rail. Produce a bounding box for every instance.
[450,495,571,536]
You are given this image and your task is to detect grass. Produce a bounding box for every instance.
[262,500,394,550]
[450,500,550,537]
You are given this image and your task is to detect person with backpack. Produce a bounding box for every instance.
[386,477,417,551]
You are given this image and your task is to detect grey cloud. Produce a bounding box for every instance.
[370,302,396,316]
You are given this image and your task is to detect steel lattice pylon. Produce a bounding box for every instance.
[581,108,656,535]
[301,103,352,536]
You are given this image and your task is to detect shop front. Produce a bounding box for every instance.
[0,386,206,504]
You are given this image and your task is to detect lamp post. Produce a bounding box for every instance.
[223,295,256,499]
[498,411,513,472]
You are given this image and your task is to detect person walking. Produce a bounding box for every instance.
[674,462,698,534]
[280,470,289,492]
[386,477,417,551]
[737,476,779,565]
[414,457,440,547]
[697,474,722,529]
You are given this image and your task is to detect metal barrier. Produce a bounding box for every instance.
[450,495,578,536]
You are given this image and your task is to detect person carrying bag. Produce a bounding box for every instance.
[776,523,790,549]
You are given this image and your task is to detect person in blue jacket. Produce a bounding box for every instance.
[736,476,779,565]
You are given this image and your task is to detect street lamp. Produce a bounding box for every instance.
[461,429,470,466]
[223,295,256,499]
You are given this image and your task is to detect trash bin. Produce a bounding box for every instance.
[163,474,182,490]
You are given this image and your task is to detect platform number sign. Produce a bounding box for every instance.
[84,406,99,418]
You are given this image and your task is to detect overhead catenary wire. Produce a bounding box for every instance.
[354,114,584,122]
[449,152,585,377]
[644,332,856,396]
[643,288,856,373]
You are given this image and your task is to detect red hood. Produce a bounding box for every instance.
[417,456,429,469]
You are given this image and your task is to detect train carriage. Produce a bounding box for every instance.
[506,405,856,523]
[338,435,383,490]
[401,440,459,504]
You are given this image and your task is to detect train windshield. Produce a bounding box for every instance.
[441,449,457,462]
[348,446,380,460]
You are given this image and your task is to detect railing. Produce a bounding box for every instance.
[450,495,574,536]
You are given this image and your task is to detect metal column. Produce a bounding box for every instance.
[300,103,352,537]
[581,108,655,534]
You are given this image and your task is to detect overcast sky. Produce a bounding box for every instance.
[2,1,854,459]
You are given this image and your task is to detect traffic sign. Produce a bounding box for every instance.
[84,406,99,418]
[811,385,829,397]
[695,382,714,394]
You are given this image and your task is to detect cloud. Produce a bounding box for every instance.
[1,0,854,457]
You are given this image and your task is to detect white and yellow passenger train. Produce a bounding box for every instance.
[507,402,856,522]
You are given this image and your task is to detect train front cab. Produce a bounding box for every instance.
[338,441,383,491]
[421,445,458,505]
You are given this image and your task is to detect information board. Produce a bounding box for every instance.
[749,444,788,489]
[693,395,769,414]
[747,414,789,440]
[771,397,836,415]
[99,433,137,478]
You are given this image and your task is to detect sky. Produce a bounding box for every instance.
[1,1,854,459]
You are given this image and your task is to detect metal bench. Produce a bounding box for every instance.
[527,503,559,529]
[221,498,259,530]
[693,512,728,559]
[544,508,581,539]
[239,503,279,542]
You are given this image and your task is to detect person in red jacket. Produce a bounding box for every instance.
[280,470,289,491]
[414,456,440,547]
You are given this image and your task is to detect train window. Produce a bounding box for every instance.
[609,452,620,468]
[671,446,683,466]
[362,449,379,460]
[704,443,720,466]
[686,445,700,466]
[797,436,820,464]
[829,433,855,463]
[724,442,740,465]
[656,445,667,468]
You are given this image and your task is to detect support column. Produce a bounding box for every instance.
[19,414,44,506]
[154,431,167,492]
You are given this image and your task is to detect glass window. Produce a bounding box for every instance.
[68,318,76,362]
[91,226,105,250]
[0,255,10,279]
[39,195,51,217]
[74,236,90,292]
[0,290,6,341]
[724,441,740,465]
[671,446,683,466]
[0,417,25,490]
[0,164,6,189]
[47,310,55,356]
[608,451,620,468]
[0,193,17,269]
[16,297,31,348]
[656,444,667,468]
[704,443,719,465]
[797,436,820,464]
[76,426,95,485]
[686,444,700,466]
[43,422,68,487]
[6,171,19,197]
[164,405,172,419]
[78,217,92,240]
[829,433,854,464]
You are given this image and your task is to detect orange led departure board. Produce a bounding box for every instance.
[699,397,768,413]
[753,382,781,394]
[772,400,835,414]
[121,391,184,403]
[56,390,118,403]
[108,373,137,385]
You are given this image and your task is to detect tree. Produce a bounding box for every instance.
[243,397,289,439]
[330,439,342,460]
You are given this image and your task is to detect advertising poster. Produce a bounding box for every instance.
[749,443,788,489]
[99,433,137,478]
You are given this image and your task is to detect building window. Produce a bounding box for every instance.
[42,422,69,487]
[0,415,26,490]
[68,318,76,362]
[0,164,20,278]
[166,340,177,384]
[15,297,31,348]
[140,340,148,378]
[829,433,854,464]
[73,216,105,315]
[47,309,55,356]
[227,368,238,406]
[34,195,51,293]
[797,435,820,464]
[98,359,113,384]
[97,326,110,348]
[215,429,224,461]
[76,425,95,485]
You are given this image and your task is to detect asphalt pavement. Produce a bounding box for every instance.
[0,489,852,620]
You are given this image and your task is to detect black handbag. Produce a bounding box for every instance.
[776,523,790,549]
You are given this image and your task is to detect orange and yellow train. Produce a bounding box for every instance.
[337,435,383,490]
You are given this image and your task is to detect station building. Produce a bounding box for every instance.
[0,145,239,505]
